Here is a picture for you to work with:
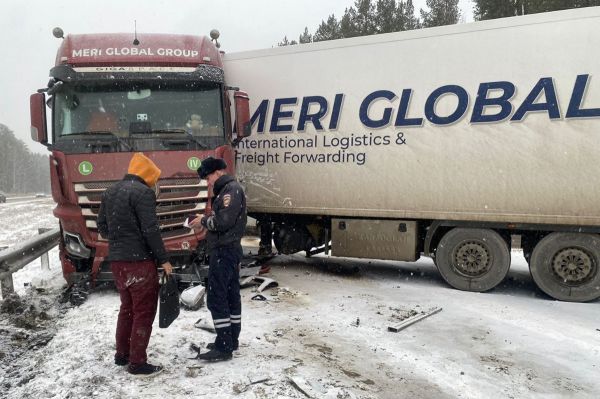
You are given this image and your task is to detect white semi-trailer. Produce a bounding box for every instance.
[224,7,600,302]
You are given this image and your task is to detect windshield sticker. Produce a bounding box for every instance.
[78,161,93,176]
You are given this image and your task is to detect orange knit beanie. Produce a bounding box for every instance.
[128,152,161,187]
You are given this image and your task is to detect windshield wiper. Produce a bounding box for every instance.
[87,131,132,151]
[151,129,209,149]
[150,129,187,134]
[68,131,132,151]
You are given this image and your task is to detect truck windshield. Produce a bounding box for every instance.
[52,81,225,153]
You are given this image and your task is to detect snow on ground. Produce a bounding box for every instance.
[1,200,599,398]
[0,197,62,298]
[0,197,57,248]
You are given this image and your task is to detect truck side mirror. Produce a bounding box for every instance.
[30,93,48,145]
[234,91,251,139]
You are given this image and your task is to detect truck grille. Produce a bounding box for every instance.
[74,178,208,239]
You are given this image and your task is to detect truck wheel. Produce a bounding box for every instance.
[436,228,510,292]
[529,233,600,302]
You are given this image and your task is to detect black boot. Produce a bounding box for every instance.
[114,354,129,366]
[198,348,232,361]
[206,341,238,351]
[213,326,234,352]
[128,363,164,376]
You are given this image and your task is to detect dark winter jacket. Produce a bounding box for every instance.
[201,175,247,254]
[97,174,168,264]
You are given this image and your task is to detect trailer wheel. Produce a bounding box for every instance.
[529,233,600,302]
[436,228,510,292]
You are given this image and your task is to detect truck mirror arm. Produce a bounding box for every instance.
[47,81,64,95]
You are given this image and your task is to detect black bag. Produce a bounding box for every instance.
[159,274,180,328]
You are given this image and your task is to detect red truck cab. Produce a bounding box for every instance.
[30,30,250,286]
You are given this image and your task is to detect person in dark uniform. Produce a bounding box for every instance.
[190,157,247,361]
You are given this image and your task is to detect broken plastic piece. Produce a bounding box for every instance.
[239,265,261,278]
[241,276,278,293]
[194,317,216,333]
[180,285,206,310]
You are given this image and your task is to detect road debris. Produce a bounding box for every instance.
[232,375,272,394]
[251,294,268,301]
[193,317,216,333]
[188,342,204,359]
[180,285,205,310]
[388,307,442,332]
[240,275,279,293]
[289,375,327,398]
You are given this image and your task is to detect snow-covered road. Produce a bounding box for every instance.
[0,200,599,398]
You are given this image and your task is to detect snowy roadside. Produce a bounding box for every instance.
[0,198,62,299]
[0,198,57,250]
[0,244,69,395]
[1,200,599,398]
[2,242,599,399]
[0,199,69,393]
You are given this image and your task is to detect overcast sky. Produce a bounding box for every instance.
[0,0,473,153]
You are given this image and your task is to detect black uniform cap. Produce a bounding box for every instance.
[197,157,227,179]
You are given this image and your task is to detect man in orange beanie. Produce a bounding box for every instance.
[98,152,173,377]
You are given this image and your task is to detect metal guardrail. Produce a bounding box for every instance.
[0,228,60,297]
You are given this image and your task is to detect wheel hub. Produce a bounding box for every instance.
[453,241,491,277]
[552,248,594,284]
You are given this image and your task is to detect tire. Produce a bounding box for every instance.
[529,233,600,302]
[436,228,511,292]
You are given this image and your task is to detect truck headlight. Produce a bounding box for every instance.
[64,232,92,258]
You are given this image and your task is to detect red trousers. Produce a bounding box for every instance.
[111,260,159,366]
